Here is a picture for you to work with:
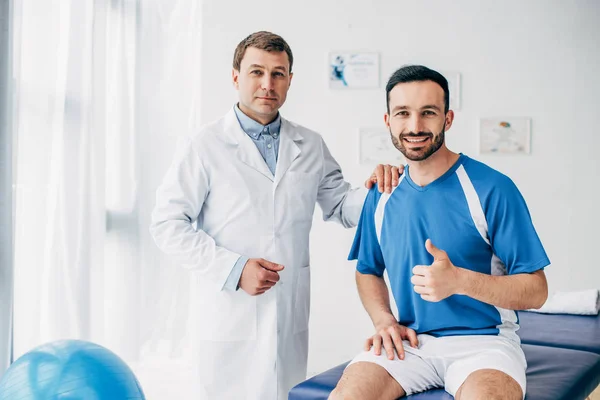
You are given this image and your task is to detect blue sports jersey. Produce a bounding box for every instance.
[348,154,550,341]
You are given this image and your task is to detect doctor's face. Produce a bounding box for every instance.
[384,80,453,161]
[232,47,293,125]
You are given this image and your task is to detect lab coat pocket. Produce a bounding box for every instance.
[197,287,257,342]
[293,266,311,334]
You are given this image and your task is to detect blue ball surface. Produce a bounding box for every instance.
[0,340,146,400]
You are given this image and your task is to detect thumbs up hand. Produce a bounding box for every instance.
[411,239,463,302]
[424,239,448,262]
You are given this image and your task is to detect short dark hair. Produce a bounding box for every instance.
[385,65,449,113]
[233,31,294,73]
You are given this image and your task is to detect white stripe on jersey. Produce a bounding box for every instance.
[374,175,404,244]
[456,165,490,245]
[456,164,519,342]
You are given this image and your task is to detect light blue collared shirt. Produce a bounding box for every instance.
[223,105,282,291]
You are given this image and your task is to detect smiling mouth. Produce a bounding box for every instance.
[403,137,430,143]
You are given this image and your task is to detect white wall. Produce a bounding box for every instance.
[141,0,600,376]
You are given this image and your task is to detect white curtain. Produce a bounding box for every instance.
[0,0,14,376]
[11,0,204,398]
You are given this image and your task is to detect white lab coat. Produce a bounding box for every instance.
[150,108,365,400]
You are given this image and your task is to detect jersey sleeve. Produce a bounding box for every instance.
[348,187,386,277]
[485,176,550,275]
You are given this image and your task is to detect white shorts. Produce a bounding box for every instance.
[347,334,527,398]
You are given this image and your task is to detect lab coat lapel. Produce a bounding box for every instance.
[223,108,274,181]
[274,118,302,189]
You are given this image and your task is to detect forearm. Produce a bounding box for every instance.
[149,136,243,281]
[457,268,548,310]
[356,271,397,328]
[318,137,368,228]
[340,187,368,227]
[320,185,366,228]
[150,217,240,287]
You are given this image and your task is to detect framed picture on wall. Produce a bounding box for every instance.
[479,117,531,154]
[441,71,461,110]
[329,52,379,89]
[359,127,405,165]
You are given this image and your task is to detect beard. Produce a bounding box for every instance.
[390,127,445,161]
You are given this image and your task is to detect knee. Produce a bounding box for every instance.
[328,377,367,400]
[457,369,522,400]
[330,387,363,400]
[329,384,362,400]
[328,388,346,400]
[477,392,521,400]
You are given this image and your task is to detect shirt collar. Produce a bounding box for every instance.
[234,104,281,139]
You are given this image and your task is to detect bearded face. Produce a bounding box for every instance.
[390,127,445,161]
[385,80,451,162]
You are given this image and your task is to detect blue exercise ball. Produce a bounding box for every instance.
[0,339,146,400]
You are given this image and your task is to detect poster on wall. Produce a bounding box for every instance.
[441,71,461,110]
[359,127,405,165]
[479,117,531,154]
[329,52,379,89]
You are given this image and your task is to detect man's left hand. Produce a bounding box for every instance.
[365,164,405,194]
[411,239,463,302]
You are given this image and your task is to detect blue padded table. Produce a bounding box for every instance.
[517,311,600,354]
[289,344,600,400]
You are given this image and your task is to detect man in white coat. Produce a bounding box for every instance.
[150,31,401,400]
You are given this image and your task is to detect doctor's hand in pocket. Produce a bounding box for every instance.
[366,317,418,361]
[365,164,405,194]
[239,258,285,296]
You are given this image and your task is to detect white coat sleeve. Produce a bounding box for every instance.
[149,136,241,290]
[316,138,367,228]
